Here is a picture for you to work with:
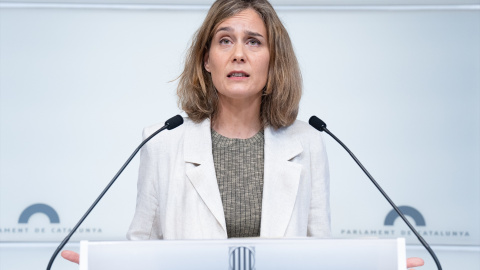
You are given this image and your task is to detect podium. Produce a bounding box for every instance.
[79,238,406,270]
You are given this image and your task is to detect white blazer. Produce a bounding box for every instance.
[127,118,330,240]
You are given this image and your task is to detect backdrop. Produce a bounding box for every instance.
[0,1,479,269]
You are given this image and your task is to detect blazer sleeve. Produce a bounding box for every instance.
[126,127,164,240]
[307,131,331,237]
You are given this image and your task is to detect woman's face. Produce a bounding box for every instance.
[204,8,270,102]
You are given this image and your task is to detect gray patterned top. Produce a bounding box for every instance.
[211,129,264,238]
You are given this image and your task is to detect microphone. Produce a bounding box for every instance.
[46,115,184,270]
[309,115,442,270]
[166,115,184,130]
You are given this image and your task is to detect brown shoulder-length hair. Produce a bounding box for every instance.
[177,0,302,129]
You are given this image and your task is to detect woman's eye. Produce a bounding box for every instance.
[219,39,231,45]
[248,39,261,46]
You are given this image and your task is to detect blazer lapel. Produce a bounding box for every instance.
[261,125,303,237]
[183,119,227,233]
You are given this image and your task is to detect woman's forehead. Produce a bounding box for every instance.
[213,9,266,34]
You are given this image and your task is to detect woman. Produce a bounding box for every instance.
[63,0,424,268]
[126,0,330,240]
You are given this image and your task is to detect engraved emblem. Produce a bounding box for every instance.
[229,246,255,270]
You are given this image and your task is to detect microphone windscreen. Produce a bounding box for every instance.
[309,116,327,132]
[165,115,184,130]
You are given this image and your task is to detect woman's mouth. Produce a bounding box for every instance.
[227,72,250,78]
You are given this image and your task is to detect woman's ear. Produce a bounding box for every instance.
[204,51,210,72]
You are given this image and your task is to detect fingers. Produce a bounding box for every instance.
[61,250,80,264]
[407,257,424,268]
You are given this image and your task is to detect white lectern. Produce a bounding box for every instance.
[80,238,406,270]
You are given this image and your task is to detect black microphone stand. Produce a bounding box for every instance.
[46,115,183,270]
[309,116,442,270]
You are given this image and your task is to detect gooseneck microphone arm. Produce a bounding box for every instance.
[309,116,442,270]
[46,115,184,270]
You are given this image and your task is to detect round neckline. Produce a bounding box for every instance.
[211,128,264,147]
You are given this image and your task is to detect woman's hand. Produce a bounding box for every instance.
[407,257,424,270]
[61,250,80,264]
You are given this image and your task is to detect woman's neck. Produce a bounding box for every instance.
[212,96,262,139]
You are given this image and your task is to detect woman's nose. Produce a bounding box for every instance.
[232,44,245,63]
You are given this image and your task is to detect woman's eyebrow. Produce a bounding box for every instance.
[215,27,264,38]
[245,30,263,38]
[216,26,233,34]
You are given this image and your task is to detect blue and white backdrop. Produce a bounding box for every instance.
[0,0,479,269]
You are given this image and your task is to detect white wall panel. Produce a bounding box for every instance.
[0,3,479,270]
[286,9,480,247]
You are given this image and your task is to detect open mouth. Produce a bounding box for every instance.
[227,72,250,78]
